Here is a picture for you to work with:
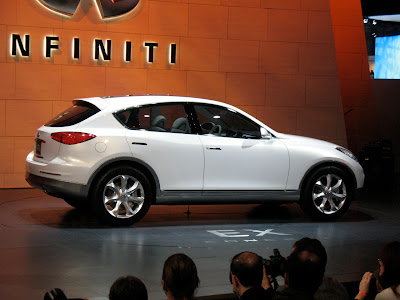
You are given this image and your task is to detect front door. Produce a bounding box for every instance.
[193,104,289,191]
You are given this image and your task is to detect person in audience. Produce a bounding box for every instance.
[277,248,325,299]
[292,238,327,271]
[314,276,349,300]
[230,251,273,299]
[162,253,200,300]
[376,241,400,299]
[354,272,374,300]
[354,241,400,300]
[109,275,148,300]
[262,237,328,300]
[291,237,349,300]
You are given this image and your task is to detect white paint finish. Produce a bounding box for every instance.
[26,95,365,208]
[199,135,289,190]
[125,130,204,190]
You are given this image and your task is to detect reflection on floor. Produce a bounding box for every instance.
[0,186,399,300]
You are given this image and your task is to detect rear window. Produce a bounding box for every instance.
[45,101,100,127]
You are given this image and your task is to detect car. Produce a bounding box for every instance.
[26,95,364,226]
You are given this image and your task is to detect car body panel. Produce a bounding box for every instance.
[125,130,204,190]
[278,134,365,189]
[199,135,290,190]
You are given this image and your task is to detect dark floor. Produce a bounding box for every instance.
[0,184,399,300]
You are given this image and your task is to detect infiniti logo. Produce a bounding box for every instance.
[37,0,140,19]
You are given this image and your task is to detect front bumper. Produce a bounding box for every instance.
[25,172,89,200]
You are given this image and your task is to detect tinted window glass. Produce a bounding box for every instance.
[193,104,261,139]
[115,103,192,134]
[45,101,100,127]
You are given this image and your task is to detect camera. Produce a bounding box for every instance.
[263,248,286,278]
[44,288,86,300]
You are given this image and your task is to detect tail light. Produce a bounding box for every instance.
[51,132,96,145]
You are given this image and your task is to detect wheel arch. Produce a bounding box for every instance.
[87,157,160,204]
[299,161,357,201]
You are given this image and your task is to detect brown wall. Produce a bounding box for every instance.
[1,0,347,188]
[330,0,379,155]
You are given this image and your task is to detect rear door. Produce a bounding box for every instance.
[121,103,204,191]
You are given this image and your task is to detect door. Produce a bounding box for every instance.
[193,104,289,190]
[119,103,204,191]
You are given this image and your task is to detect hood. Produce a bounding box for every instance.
[277,133,340,148]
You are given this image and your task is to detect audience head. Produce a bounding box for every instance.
[284,238,326,295]
[378,241,400,291]
[109,276,148,300]
[162,253,199,300]
[230,251,263,296]
[292,237,327,272]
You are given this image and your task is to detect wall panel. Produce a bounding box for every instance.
[187,71,226,101]
[0,0,350,188]
[189,4,228,39]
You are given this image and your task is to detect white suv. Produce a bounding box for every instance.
[26,95,364,226]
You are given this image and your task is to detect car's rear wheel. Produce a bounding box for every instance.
[301,166,353,221]
[91,167,152,226]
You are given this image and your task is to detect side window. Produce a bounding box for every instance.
[193,104,261,139]
[115,104,191,134]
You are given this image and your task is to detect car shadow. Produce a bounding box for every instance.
[26,202,374,229]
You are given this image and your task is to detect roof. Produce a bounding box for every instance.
[75,95,232,111]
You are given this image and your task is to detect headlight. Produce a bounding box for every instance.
[336,147,358,162]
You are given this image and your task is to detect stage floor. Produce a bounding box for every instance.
[0,187,399,299]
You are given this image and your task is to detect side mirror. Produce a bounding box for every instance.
[260,128,272,139]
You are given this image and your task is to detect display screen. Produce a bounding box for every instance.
[375,34,400,79]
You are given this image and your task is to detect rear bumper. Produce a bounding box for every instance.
[25,172,89,200]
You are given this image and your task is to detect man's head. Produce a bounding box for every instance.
[292,237,327,272]
[285,238,327,295]
[162,253,199,300]
[230,251,263,296]
[109,276,148,300]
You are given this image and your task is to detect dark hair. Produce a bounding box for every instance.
[293,237,327,273]
[230,251,263,288]
[286,248,325,295]
[379,241,400,296]
[109,276,148,300]
[162,253,200,300]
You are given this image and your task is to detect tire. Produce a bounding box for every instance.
[63,198,88,210]
[91,167,153,226]
[301,166,353,221]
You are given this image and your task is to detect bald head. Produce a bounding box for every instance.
[230,251,263,288]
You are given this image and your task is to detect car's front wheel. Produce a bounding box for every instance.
[91,167,152,226]
[301,166,353,221]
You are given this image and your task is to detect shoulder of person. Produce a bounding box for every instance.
[375,287,398,300]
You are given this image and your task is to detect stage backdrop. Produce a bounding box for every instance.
[0,0,370,188]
